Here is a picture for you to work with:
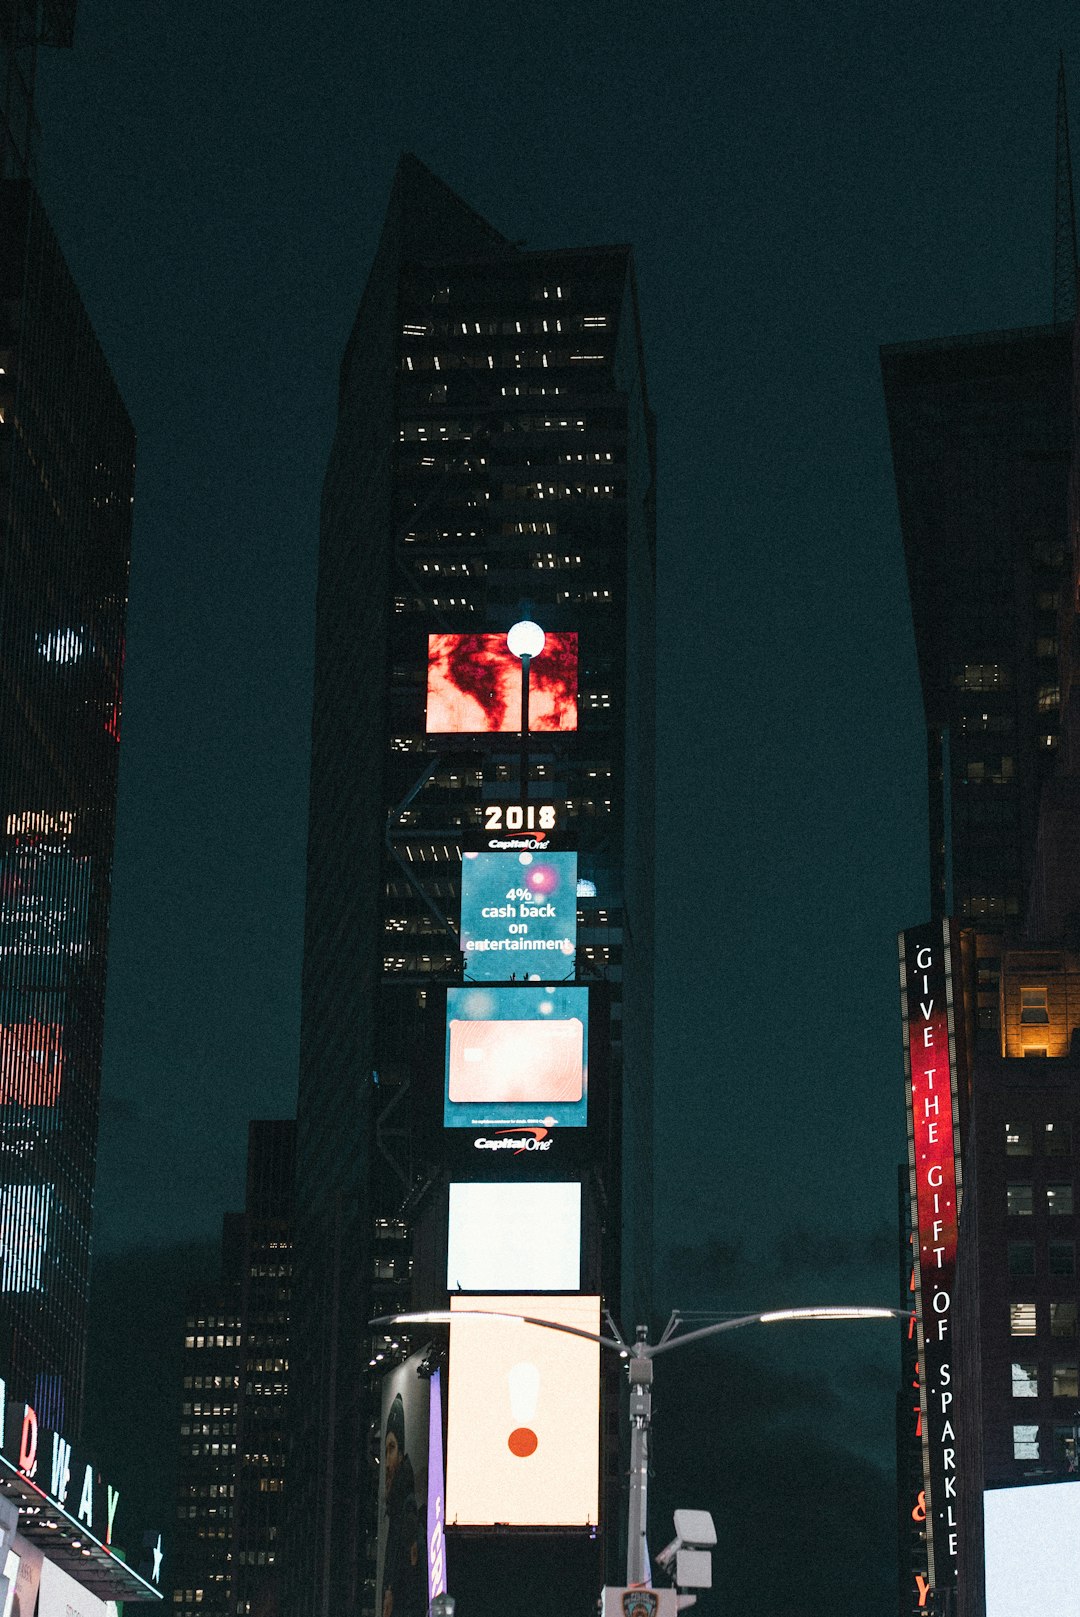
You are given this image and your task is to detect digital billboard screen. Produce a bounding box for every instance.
[984,1481,1080,1617]
[460,850,577,979]
[446,1295,600,1527]
[444,985,588,1129]
[426,633,578,734]
[447,1182,581,1291]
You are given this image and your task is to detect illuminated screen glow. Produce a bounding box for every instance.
[0,998,63,1108]
[0,851,91,988]
[984,1481,1080,1617]
[446,1294,600,1527]
[0,1185,51,1293]
[444,985,588,1129]
[447,1183,581,1291]
[38,1552,114,1617]
[426,633,578,733]
[460,850,577,979]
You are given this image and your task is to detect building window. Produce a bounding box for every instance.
[1046,1123,1073,1157]
[1048,1184,1074,1216]
[1012,1362,1039,1397]
[1008,1184,1035,1215]
[1011,1302,1038,1336]
[956,664,1009,691]
[1025,1047,1049,1058]
[1053,1363,1079,1398]
[1049,1242,1076,1277]
[1007,1121,1034,1157]
[1021,989,1050,1024]
[1013,1424,1040,1459]
[1052,1302,1078,1337]
[1009,1241,1036,1276]
[1054,1425,1080,1472]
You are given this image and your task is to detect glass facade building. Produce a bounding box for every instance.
[0,170,133,1432]
[288,155,656,1614]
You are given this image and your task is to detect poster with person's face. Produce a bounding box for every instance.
[374,1351,431,1617]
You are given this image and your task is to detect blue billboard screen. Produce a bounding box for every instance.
[444,985,589,1129]
[460,851,577,979]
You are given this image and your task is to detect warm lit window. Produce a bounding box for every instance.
[1048,1184,1074,1216]
[1007,1121,1034,1157]
[1008,1184,1035,1215]
[1009,1241,1036,1276]
[1012,1362,1039,1397]
[1014,1424,1040,1459]
[1021,989,1050,1024]
[1011,1302,1038,1336]
[1053,1363,1079,1398]
[1052,1302,1078,1337]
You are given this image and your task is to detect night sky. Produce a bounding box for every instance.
[24,1,1080,1607]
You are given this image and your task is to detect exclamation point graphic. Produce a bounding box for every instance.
[507,1361,540,1457]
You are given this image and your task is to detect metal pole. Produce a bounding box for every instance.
[519,652,531,801]
[626,1334,653,1587]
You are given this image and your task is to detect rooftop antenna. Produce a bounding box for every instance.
[1054,51,1078,325]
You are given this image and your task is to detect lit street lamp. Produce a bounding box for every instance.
[506,617,545,800]
[372,1302,905,1598]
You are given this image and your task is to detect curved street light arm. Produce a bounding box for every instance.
[645,1305,905,1360]
[368,1309,628,1355]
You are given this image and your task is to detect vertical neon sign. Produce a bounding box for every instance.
[427,1367,447,1604]
[900,920,962,1594]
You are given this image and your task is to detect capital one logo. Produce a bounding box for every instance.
[472,1127,552,1155]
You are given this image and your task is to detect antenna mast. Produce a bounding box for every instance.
[1054,52,1079,325]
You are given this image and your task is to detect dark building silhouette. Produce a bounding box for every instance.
[882,325,1073,946]
[288,155,655,1614]
[0,0,133,1434]
[173,1121,294,1617]
[885,316,1080,1617]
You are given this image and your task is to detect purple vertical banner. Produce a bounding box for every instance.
[427,1368,447,1602]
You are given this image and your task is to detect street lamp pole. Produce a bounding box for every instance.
[371,1303,905,1593]
[507,618,545,804]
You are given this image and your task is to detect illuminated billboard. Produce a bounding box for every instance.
[900,921,962,1592]
[0,851,91,988]
[426,633,578,733]
[447,1182,581,1291]
[0,1186,51,1293]
[444,985,588,1129]
[460,850,577,979]
[374,1349,431,1617]
[446,1295,600,1527]
[984,1481,1080,1617]
[0,993,64,1110]
[38,1554,112,1617]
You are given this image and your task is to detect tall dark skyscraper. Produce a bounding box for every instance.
[884,318,1079,1617]
[288,155,655,1615]
[882,326,1073,943]
[173,1121,294,1617]
[0,1,133,1434]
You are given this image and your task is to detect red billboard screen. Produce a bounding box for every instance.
[426,633,578,733]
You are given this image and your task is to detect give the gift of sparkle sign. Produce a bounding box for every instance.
[900,920,962,1593]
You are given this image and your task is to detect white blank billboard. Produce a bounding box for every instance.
[984,1481,1080,1617]
[447,1182,580,1291]
[446,1294,600,1526]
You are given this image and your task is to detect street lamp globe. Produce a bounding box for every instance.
[507,619,545,660]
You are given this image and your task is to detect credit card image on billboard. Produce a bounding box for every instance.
[447,1182,581,1291]
[460,850,577,980]
[446,1295,600,1528]
[444,985,589,1129]
[426,632,578,734]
